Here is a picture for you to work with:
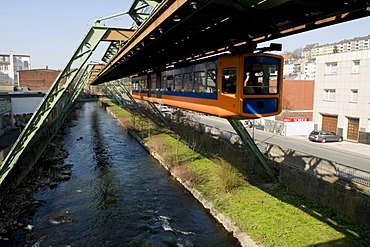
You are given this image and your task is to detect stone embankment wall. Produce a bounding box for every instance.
[0,120,63,202]
[169,119,370,226]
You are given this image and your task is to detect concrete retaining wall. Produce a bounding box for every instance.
[170,119,370,226]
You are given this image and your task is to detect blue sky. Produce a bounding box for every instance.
[1,1,370,70]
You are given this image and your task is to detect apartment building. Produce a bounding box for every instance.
[0,52,31,89]
[313,49,370,144]
[303,35,370,60]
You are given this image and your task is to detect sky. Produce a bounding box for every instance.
[1,1,370,70]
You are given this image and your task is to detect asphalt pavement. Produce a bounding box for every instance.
[0,128,21,149]
[289,133,370,159]
[1,125,369,163]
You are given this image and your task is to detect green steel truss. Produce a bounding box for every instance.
[147,101,169,126]
[101,42,123,64]
[102,83,129,108]
[100,0,162,65]
[0,27,109,185]
[102,81,169,126]
[129,0,163,27]
[228,119,278,183]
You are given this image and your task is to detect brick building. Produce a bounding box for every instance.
[275,80,314,121]
[18,69,61,92]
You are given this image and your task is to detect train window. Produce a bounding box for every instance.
[194,71,206,93]
[162,76,167,90]
[150,74,156,90]
[207,69,216,93]
[222,68,236,94]
[243,56,280,95]
[139,78,147,90]
[132,81,139,90]
[167,75,173,91]
[174,74,182,91]
[183,73,193,92]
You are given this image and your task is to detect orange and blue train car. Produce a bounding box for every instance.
[131,52,283,119]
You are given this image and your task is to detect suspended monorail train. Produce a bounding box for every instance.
[131,51,283,119]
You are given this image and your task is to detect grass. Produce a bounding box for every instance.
[104,100,370,246]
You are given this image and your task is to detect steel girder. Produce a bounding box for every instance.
[129,0,163,27]
[228,119,278,183]
[0,27,109,186]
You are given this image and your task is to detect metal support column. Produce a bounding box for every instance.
[104,83,128,107]
[0,27,109,185]
[228,119,278,183]
[117,81,141,109]
[147,101,169,126]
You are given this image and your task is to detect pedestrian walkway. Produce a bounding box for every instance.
[0,128,21,148]
[290,134,370,159]
[0,129,21,161]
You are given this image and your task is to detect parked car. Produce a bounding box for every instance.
[159,105,172,113]
[308,131,343,143]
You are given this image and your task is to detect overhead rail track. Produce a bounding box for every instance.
[91,0,370,85]
[96,0,162,65]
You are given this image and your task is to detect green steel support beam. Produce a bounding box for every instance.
[58,64,96,119]
[70,64,96,103]
[104,80,169,127]
[129,0,162,26]
[117,81,140,109]
[105,83,128,107]
[100,85,115,103]
[102,42,123,64]
[0,27,110,186]
[100,85,114,101]
[147,101,169,126]
[228,119,279,183]
[110,82,130,108]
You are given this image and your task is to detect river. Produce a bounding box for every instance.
[7,102,241,247]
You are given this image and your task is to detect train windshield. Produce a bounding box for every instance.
[243,56,280,95]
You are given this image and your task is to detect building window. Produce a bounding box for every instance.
[325,62,337,75]
[324,89,336,101]
[352,60,360,74]
[24,61,29,68]
[350,89,358,103]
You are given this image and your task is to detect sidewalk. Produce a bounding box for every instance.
[290,134,370,159]
[0,128,21,162]
[0,128,21,149]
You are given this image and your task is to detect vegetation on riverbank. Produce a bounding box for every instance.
[105,100,370,246]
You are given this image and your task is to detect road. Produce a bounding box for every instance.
[190,114,370,173]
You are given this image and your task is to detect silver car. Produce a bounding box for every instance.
[309,131,343,143]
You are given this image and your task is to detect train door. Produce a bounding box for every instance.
[240,53,283,118]
[218,55,240,115]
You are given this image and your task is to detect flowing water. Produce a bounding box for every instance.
[8,102,241,246]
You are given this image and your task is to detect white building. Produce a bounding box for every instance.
[302,61,316,80]
[313,50,370,143]
[0,52,31,88]
[304,35,370,60]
